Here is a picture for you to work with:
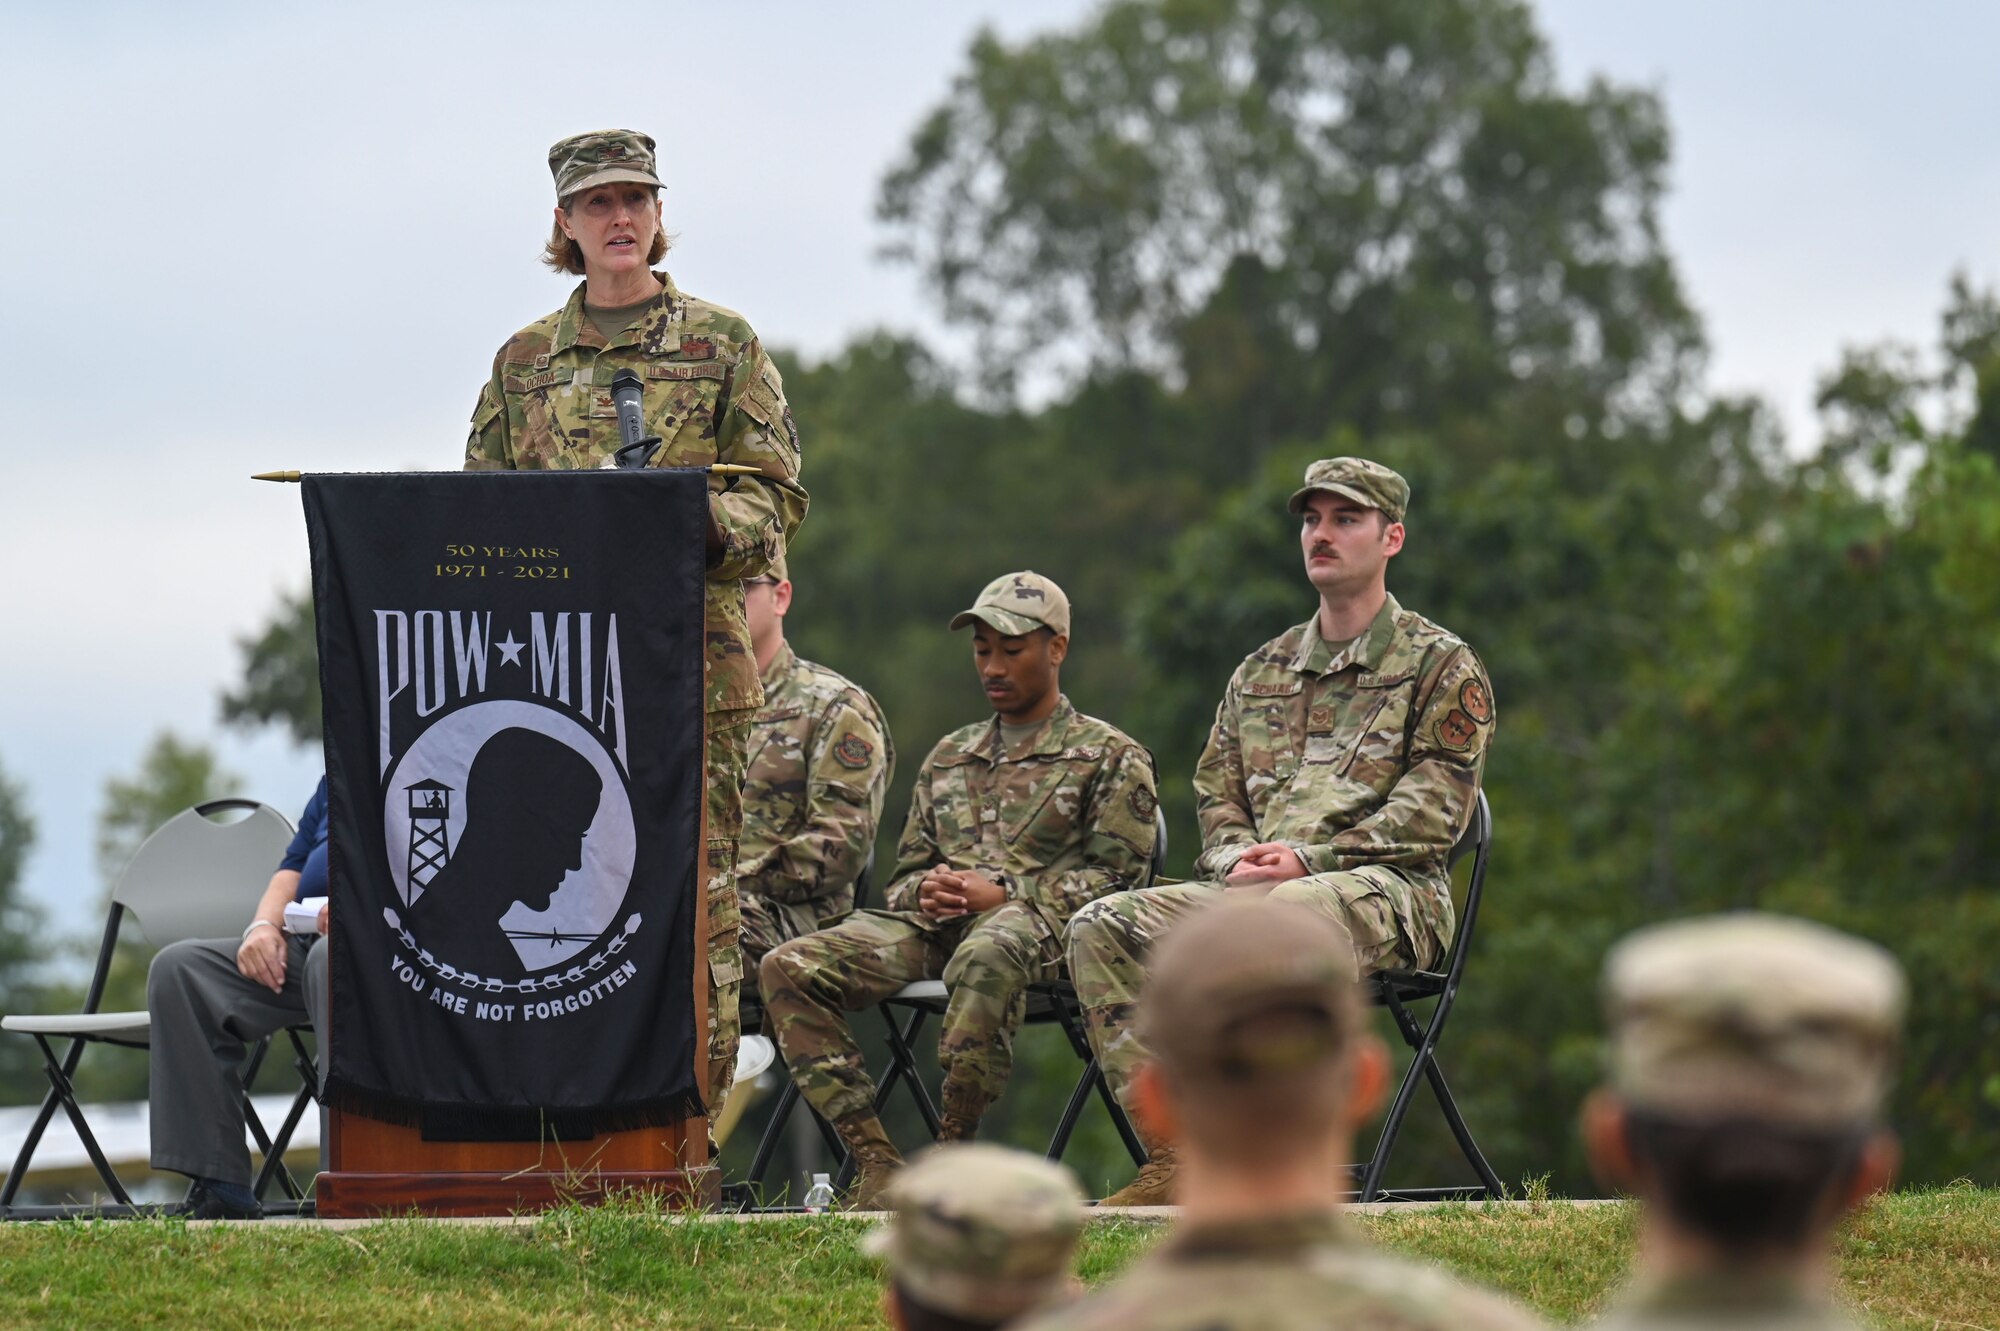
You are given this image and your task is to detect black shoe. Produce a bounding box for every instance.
[177,1180,263,1221]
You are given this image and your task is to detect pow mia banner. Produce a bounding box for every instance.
[305,471,706,1140]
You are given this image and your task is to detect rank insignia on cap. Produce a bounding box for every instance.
[833,733,873,770]
[1437,709,1478,751]
[1459,678,1492,724]
[679,336,715,361]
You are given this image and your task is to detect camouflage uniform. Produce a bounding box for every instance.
[762,695,1157,1127]
[1070,592,1493,1116]
[465,130,808,1111]
[1593,1274,1866,1331]
[737,640,894,995]
[1018,1211,1543,1331]
[1590,914,1906,1331]
[864,1144,1085,1326]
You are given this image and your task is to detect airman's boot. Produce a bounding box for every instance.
[836,1112,904,1211]
[935,1110,980,1143]
[1098,1138,1178,1207]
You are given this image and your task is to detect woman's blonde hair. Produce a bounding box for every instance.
[540,194,671,275]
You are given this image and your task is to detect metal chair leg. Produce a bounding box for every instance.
[1358,993,1434,1202]
[876,1007,942,1137]
[1091,1062,1148,1165]
[239,1089,301,1202]
[839,1007,938,1191]
[1361,986,1500,1202]
[744,1079,797,1186]
[1417,1055,1504,1197]
[0,1086,65,1209]
[745,1079,847,1183]
[1046,991,1146,1165]
[1045,1061,1098,1162]
[251,1089,313,1201]
[1,1024,103,1210]
[34,1035,134,1207]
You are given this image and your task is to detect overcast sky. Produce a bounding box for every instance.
[3,1,1996,951]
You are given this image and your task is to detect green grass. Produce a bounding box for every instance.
[0,1188,1993,1330]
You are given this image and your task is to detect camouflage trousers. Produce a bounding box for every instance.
[760,903,1062,1125]
[1067,866,1447,1116]
[705,710,753,1114]
[737,891,839,1007]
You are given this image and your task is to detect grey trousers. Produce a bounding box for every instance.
[146,933,327,1186]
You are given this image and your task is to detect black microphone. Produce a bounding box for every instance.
[609,369,662,469]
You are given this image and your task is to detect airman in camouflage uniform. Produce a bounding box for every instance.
[464,129,807,1116]
[1018,902,1546,1331]
[1586,914,1907,1331]
[865,1143,1085,1331]
[1068,457,1493,1204]
[762,573,1158,1208]
[737,554,895,996]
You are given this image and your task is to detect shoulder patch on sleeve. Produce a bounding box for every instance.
[833,732,874,770]
[1459,677,1493,724]
[1129,786,1158,821]
[1437,709,1479,752]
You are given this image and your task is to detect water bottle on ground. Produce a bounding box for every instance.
[802,1172,836,1213]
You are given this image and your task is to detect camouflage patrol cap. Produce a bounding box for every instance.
[948,570,1071,637]
[1287,457,1410,523]
[1143,900,1363,1080]
[1603,913,1906,1130]
[763,550,788,583]
[548,128,664,200]
[863,1144,1084,1322]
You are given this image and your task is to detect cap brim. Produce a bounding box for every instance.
[1286,481,1377,515]
[949,608,1045,636]
[860,1225,894,1259]
[561,167,665,197]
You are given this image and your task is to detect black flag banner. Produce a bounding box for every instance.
[305,471,707,1140]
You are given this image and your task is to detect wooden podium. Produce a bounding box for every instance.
[316,811,717,1218]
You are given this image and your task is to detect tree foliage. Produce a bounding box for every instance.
[219,587,320,746]
[879,0,1698,439]
[96,733,243,891]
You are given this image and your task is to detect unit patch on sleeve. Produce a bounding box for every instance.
[1437,709,1479,752]
[833,733,874,770]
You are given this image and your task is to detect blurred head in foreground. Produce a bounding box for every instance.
[1585,912,1905,1280]
[867,1143,1085,1331]
[1131,900,1386,1204]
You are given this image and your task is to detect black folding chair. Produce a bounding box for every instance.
[1351,789,1504,1201]
[857,974,1150,1177]
[733,856,877,1202]
[0,799,320,1218]
[850,805,1170,1186]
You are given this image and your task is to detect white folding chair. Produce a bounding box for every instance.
[0,799,308,1215]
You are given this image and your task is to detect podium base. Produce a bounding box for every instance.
[315,1165,719,1218]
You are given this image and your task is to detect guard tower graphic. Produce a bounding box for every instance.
[406,778,454,889]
